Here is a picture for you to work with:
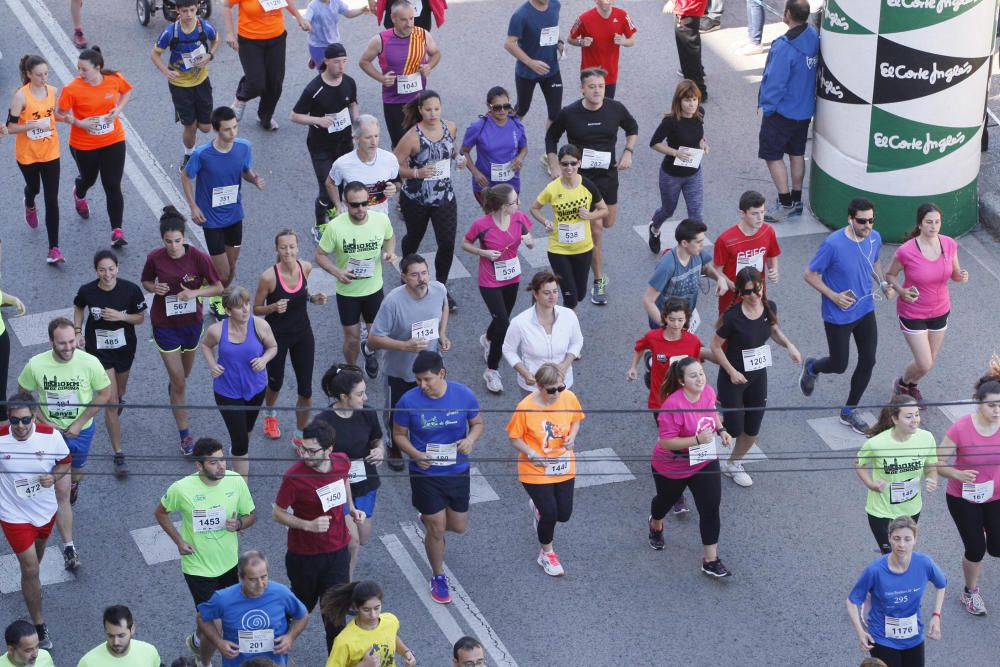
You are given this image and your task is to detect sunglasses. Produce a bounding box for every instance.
[559,161,579,167]
[544,385,566,394]
[347,201,368,209]
[739,287,762,296]
[853,217,874,225]
[490,103,513,111]
[9,416,33,426]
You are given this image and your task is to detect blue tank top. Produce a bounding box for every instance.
[213,318,268,400]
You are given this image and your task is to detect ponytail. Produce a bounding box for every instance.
[320,580,384,627]
[973,353,1000,401]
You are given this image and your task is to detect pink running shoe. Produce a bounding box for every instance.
[73,187,90,219]
[46,247,65,264]
[25,205,38,229]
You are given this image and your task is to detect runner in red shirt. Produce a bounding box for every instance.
[568,0,637,99]
[626,297,704,413]
[713,190,780,313]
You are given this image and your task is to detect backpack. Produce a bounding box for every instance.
[169,19,210,51]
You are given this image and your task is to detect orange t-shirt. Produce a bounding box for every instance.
[14,84,60,165]
[507,390,585,485]
[58,73,131,151]
[230,0,287,40]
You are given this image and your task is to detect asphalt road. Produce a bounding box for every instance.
[0,0,999,665]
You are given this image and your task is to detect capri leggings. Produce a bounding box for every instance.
[70,140,126,230]
[214,389,266,457]
[869,642,925,667]
[650,460,722,545]
[479,283,519,370]
[514,72,563,122]
[266,328,315,398]
[946,493,1000,562]
[400,195,458,285]
[18,158,60,248]
[717,368,767,437]
[522,478,574,545]
[868,512,921,555]
[812,310,877,408]
[546,250,592,309]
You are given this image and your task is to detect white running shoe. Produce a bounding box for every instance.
[537,549,564,576]
[483,369,504,393]
[721,459,753,487]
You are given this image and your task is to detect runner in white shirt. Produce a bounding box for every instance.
[0,393,71,651]
[325,115,400,224]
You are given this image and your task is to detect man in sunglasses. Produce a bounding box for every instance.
[316,180,397,377]
[0,392,72,650]
[801,197,894,434]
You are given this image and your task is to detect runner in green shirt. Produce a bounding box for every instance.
[856,394,938,554]
[1,620,54,666]
[76,605,160,667]
[154,437,256,667]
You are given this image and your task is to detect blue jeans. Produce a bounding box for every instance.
[747,0,765,44]
[651,168,704,228]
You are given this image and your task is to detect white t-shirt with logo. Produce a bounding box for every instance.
[329,148,400,216]
[0,424,71,526]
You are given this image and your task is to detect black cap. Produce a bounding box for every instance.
[324,43,347,59]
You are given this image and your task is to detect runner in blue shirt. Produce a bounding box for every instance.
[846,515,945,667]
[181,105,264,319]
[392,351,483,605]
[197,550,309,667]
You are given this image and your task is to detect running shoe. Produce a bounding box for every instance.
[429,574,452,603]
[721,459,753,487]
[701,558,732,578]
[312,222,328,245]
[672,495,690,515]
[180,154,191,173]
[648,516,665,550]
[260,117,279,132]
[307,58,316,70]
[447,293,458,313]
[361,342,379,379]
[232,99,246,122]
[798,357,817,397]
[839,410,869,435]
[73,29,87,49]
[47,247,65,265]
[180,434,195,458]
[263,416,281,440]
[908,384,926,408]
[891,376,906,396]
[479,334,490,363]
[63,545,81,572]
[387,446,405,471]
[591,277,608,305]
[647,222,661,254]
[483,369,503,394]
[764,200,795,223]
[113,452,128,479]
[184,633,199,655]
[789,201,804,217]
[69,481,80,505]
[208,296,227,320]
[961,586,987,616]
[111,228,127,248]
[73,186,90,219]
[25,204,38,229]
[537,549,565,576]
[529,498,540,531]
[36,624,53,650]
[699,16,721,32]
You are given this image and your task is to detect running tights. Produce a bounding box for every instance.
[870,642,925,667]
[236,32,287,124]
[868,512,920,555]
[18,158,60,248]
[214,389,265,457]
[812,311,877,408]
[717,368,767,437]
[946,493,1000,563]
[400,195,458,286]
[479,284,519,370]
[266,328,315,399]
[522,479,574,545]
[71,141,125,230]
[547,251,592,309]
[650,461,721,545]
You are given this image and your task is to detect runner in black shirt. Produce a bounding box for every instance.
[544,67,637,306]
[290,43,360,230]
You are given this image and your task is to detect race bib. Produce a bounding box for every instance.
[180,44,207,70]
[257,0,286,10]
[557,222,585,245]
[428,159,450,180]
[545,454,571,476]
[165,295,197,317]
[735,252,764,272]
[238,629,275,654]
[890,477,920,504]
[411,317,439,341]
[884,614,918,640]
[396,73,423,95]
[493,257,521,282]
[741,344,772,372]
[962,479,995,504]
[27,121,52,140]
[490,161,514,182]
[539,25,559,46]
[326,107,351,134]
[347,257,376,279]
[95,328,126,350]
[673,147,704,169]
[87,115,114,136]
[44,390,79,421]
[688,436,717,466]
[317,479,347,511]
[425,442,458,466]
[14,477,42,500]
[580,148,611,170]
[192,506,226,532]
[211,184,239,208]
[348,460,367,484]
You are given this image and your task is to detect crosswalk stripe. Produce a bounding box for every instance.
[939,401,975,424]
[130,521,183,566]
[0,545,75,593]
[574,447,636,489]
[470,466,500,504]
[807,413,875,451]
[518,235,551,270]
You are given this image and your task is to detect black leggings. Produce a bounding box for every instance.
[400,195,458,286]
[0,331,9,421]
[868,512,921,555]
[236,32,287,123]
[71,141,125,230]
[813,310,878,408]
[479,283,519,370]
[383,102,406,149]
[310,150,348,227]
[19,158,60,248]
[717,368,767,437]
[266,328,315,398]
[514,72,563,122]
[650,460,722,545]
[385,375,418,444]
[547,251,592,309]
[870,642,925,667]
[523,479,574,545]
[214,389,266,457]
[946,493,1000,562]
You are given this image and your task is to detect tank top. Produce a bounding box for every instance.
[213,318,268,400]
[377,27,427,104]
[403,122,455,206]
[15,84,59,165]
[264,262,310,337]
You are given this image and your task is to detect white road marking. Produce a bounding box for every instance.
[518,235,551,269]
[400,521,519,667]
[0,546,75,593]
[130,521,183,566]
[573,447,636,489]
[807,413,876,451]
[939,401,976,424]
[7,308,74,348]
[769,209,829,239]
[470,466,500,504]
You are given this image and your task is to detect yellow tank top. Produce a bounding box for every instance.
[15,84,59,165]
